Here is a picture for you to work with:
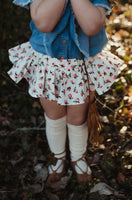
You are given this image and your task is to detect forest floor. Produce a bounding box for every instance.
[0,1,132,200]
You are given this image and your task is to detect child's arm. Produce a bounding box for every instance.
[30,0,66,33]
[70,0,106,36]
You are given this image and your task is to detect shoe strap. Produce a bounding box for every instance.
[50,158,65,174]
[48,150,65,173]
[72,152,89,174]
[54,150,66,159]
[75,151,87,163]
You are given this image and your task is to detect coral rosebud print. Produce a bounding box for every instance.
[39,83,43,88]
[8,42,122,105]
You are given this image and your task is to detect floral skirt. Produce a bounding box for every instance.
[8,42,123,105]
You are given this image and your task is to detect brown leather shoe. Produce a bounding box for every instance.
[71,154,92,183]
[46,152,66,188]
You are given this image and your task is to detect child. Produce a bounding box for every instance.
[8,0,122,188]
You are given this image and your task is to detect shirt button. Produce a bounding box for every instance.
[62,40,66,44]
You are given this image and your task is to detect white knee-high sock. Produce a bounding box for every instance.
[45,114,67,157]
[45,114,67,173]
[67,122,91,174]
[67,122,88,161]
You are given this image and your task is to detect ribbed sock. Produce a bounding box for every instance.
[45,114,67,173]
[67,122,91,174]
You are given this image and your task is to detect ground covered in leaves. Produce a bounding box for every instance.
[0,0,132,199]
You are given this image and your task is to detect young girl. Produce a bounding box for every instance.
[8,0,122,188]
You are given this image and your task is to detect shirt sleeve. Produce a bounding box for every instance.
[91,0,111,15]
[13,0,34,9]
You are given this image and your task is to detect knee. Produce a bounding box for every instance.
[45,109,66,120]
[67,112,87,126]
[45,112,65,120]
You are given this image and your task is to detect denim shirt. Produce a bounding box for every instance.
[13,0,111,59]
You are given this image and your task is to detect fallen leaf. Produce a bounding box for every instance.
[120,126,128,134]
[90,182,119,196]
[117,172,126,183]
[118,29,129,38]
[35,166,48,182]
[32,101,41,109]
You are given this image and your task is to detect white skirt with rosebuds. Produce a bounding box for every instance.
[8,42,123,105]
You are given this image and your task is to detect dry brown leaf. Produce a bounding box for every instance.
[117,172,126,183]
[118,29,129,38]
[32,101,41,109]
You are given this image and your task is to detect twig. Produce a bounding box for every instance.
[10,127,46,135]
[96,98,115,113]
[97,97,129,125]
[0,190,16,193]
[38,120,45,127]
[114,100,124,121]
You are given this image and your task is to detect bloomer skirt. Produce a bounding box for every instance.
[8,42,123,105]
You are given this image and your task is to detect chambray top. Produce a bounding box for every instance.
[13,0,111,59]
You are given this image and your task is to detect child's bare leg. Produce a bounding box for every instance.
[40,97,66,119]
[67,102,88,125]
[67,91,95,125]
[39,98,67,187]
